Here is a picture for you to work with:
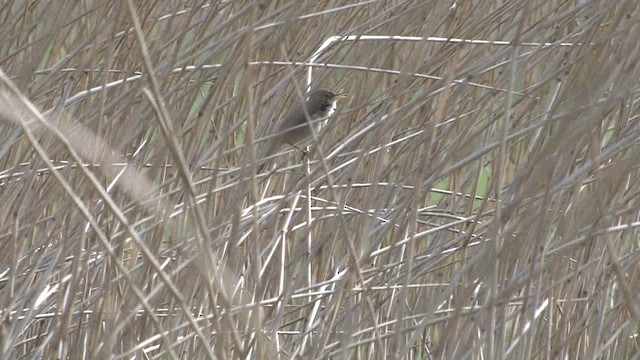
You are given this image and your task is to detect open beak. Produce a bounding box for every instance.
[335,93,347,99]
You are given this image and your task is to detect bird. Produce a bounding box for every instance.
[257,89,346,173]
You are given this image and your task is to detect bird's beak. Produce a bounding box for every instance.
[335,93,347,99]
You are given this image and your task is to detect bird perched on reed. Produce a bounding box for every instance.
[257,89,345,173]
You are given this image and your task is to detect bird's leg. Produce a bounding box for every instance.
[289,142,308,159]
[299,147,309,161]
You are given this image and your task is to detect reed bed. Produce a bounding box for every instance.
[1,0,639,359]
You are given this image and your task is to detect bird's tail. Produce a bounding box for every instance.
[256,138,277,174]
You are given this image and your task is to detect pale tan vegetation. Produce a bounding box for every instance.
[1,0,640,359]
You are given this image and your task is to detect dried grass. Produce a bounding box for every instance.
[1,0,640,359]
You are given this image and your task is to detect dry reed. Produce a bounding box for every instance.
[1,0,639,359]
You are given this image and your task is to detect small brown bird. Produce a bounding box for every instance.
[258,89,345,172]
